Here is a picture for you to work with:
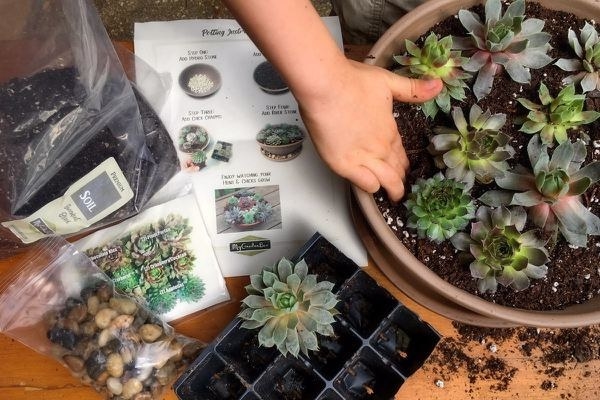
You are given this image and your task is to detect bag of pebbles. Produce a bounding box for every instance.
[0,237,204,399]
[0,0,179,255]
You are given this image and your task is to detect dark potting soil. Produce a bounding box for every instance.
[0,67,179,245]
[253,61,289,93]
[376,3,600,310]
[424,322,600,396]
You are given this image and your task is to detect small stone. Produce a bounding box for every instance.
[47,326,78,350]
[122,378,143,399]
[133,392,153,400]
[98,328,115,347]
[155,362,176,386]
[111,314,135,330]
[81,321,97,336]
[106,353,124,378]
[109,297,138,315]
[139,324,163,342]
[96,282,112,302]
[87,296,100,315]
[95,308,118,329]
[107,377,123,395]
[85,350,107,380]
[63,355,85,372]
[67,304,88,322]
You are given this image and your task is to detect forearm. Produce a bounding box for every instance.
[222,0,347,103]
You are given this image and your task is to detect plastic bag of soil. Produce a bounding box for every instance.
[0,0,179,254]
[0,237,204,399]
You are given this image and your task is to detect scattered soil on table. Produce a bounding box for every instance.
[376,3,600,310]
[423,322,600,397]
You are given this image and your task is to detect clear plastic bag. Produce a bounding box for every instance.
[0,0,179,254]
[0,237,204,399]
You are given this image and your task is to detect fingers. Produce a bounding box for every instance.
[364,157,406,202]
[345,165,381,195]
[385,71,443,103]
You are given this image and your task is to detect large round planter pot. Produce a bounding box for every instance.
[353,0,600,328]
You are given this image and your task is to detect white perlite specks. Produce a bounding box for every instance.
[435,379,445,388]
[188,73,214,94]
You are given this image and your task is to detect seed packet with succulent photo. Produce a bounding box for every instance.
[75,194,230,322]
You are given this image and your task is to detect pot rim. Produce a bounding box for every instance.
[353,0,600,328]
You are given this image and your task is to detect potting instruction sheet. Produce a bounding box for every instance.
[134,17,367,276]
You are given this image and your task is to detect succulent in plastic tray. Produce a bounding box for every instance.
[173,233,441,399]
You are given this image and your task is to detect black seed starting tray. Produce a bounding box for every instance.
[173,233,441,400]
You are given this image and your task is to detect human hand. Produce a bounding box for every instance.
[296,59,442,202]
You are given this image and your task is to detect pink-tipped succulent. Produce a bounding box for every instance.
[428,104,514,185]
[480,135,600,247]
[451,205,549,293]
[555,22,600,92]
[453,0,553,100]
[394,33,472,118]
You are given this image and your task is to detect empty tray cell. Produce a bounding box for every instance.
[337,271,398,338]
[317,388,344,400]
[292,234,357,292]
[255,356,325,400]
[215,320,280,382]
[303,321,362,380]
[174,353,246,400]
[334,347,405,399]
[371,306,440,376]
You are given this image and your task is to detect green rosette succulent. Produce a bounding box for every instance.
[429,104,514,185]
[191,150,207,166]
[177,275,206,303]
[517,83,600,145]
[556,22,600,92]
[451,206,549,293]
[404,172,476,243]
[167,247,196,278]
[480,135,600,247]
[178,125,209,152]
[394,33,472,118]
[238,258,339,357]
[146,286,178,314]
[86,242,130,273]
[110,264,141,293]
[256,124,304,145]
[125,225,161,261]
[453,0,553,100]
[156,214,192,243]
[224,191,272,226]
[144,264,169,288]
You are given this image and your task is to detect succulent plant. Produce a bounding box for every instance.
[480,135,600,247]
[238,258,339,357]
[86,242,131,273]
[256,124,304,145]
[146,286,178,314]
[111,264,141,293]
[428,104,514,185]
[451,206,549,293]
[452,0,553,100]
[224,191,272,226]
[404,172,476,243]
[393,33,472,118]
[177,275,206,303]
[555,22,600,92]
[178,125,209,152]
[517,82,600,145]
[156,214,192,243]
[126,226,161,261]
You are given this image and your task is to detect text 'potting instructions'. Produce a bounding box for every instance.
[134,17,367,276]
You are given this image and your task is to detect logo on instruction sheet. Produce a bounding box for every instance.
[229,235,271,256]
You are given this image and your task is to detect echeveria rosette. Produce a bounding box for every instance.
[453,0,553,100]
[517,83,600,145]
[177,275,206,303]
[393,33,472,118]
[429,104,514,185]
[480,135,600,247]
[404,172,476,243]
[238,258,339,357]
[555,22,600,92]
[126,225,161,261]
[86,242,130,273]
[157,214,192,243]
[451,206,550,293]
[146,286,178,314]
[110,264,142,293]
[224,192,272,226]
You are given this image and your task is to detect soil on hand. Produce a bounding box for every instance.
[376,4,600,310]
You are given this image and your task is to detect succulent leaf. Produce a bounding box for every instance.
[238,258,338,357]
[429,104,514,185]
[454,0,553,99]
[450,206,549,293]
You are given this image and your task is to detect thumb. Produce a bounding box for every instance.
[385,72,443,103]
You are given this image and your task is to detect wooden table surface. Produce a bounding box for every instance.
[1,44,599,400]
